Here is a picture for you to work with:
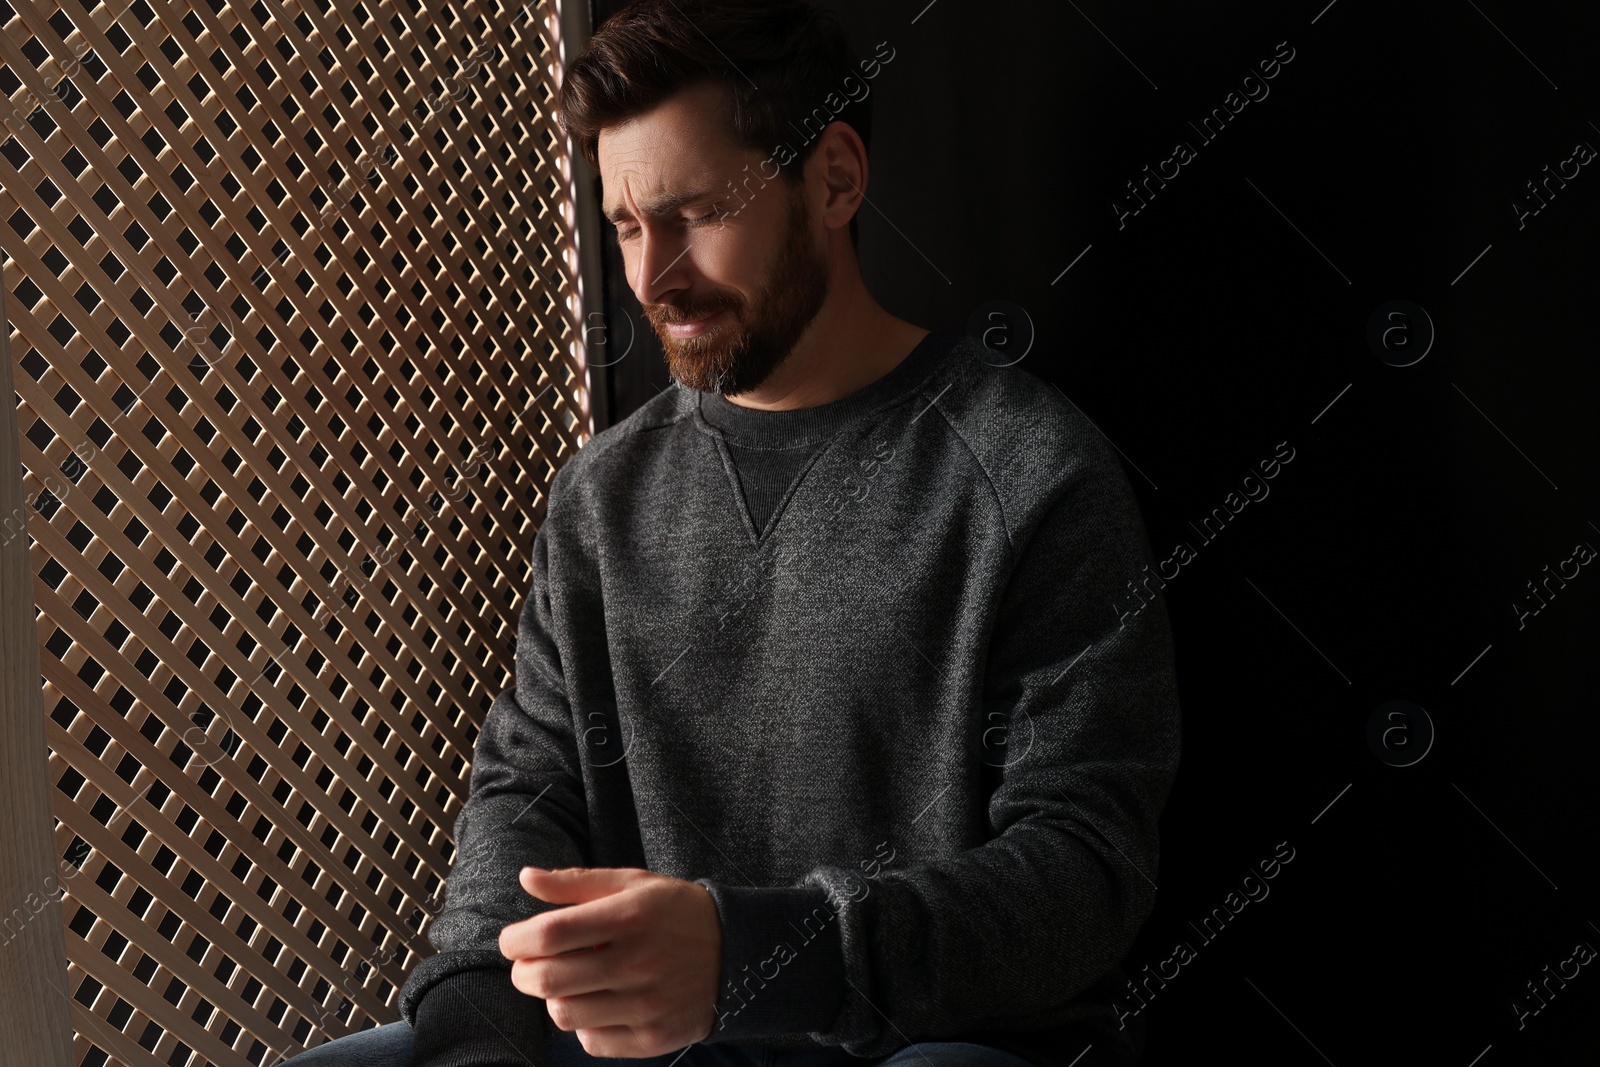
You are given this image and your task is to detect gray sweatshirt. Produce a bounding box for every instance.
[397,330,1183,1067]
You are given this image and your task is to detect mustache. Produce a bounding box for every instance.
[652,303,736,325]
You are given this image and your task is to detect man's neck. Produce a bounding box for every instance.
[720,307,930,412]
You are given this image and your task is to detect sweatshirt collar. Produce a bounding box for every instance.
[693,329,962,447]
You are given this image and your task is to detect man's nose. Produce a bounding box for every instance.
[630,226,690,306]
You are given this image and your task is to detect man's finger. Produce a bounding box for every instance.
[501,878,639,959]
[519,866,634,905]
[509,944,617,1000]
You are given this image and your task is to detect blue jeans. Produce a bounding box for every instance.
[279,1019,1044,1066]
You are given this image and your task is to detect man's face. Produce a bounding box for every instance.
[597,81,830,396]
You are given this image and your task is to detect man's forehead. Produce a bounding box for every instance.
[599,165,725,223]
[596,82,746,215]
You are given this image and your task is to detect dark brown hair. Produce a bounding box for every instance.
[558,0,874,248]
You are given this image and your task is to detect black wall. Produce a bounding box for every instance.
[585,2,1599,1063]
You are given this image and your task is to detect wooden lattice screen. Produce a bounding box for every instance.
[0,0,588,1062]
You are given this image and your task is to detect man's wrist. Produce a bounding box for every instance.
[692,879,847,1040]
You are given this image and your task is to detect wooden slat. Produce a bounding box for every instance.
[1,232,77,1067]
[1,0,586,1062]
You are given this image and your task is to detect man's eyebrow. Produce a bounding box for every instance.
[601,187,721,224]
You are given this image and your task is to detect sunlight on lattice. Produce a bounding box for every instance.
[1,0,584,1062]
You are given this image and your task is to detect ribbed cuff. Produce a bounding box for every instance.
[693,879,846,1041]
[410,968,547,1067]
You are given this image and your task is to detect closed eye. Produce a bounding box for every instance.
[615,208,721,242]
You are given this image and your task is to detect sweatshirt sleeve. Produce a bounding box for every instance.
[397,484,592,1067]
[693,433,1182,1055]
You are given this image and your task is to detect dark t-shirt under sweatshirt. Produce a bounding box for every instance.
[398,328,1183,1067]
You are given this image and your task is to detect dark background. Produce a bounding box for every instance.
[584,2,1599,1063]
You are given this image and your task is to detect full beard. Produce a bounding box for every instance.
[653,182,830,397]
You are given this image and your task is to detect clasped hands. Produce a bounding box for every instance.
[497,866,723,1058]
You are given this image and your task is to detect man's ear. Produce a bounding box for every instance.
[811,122,869,237]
